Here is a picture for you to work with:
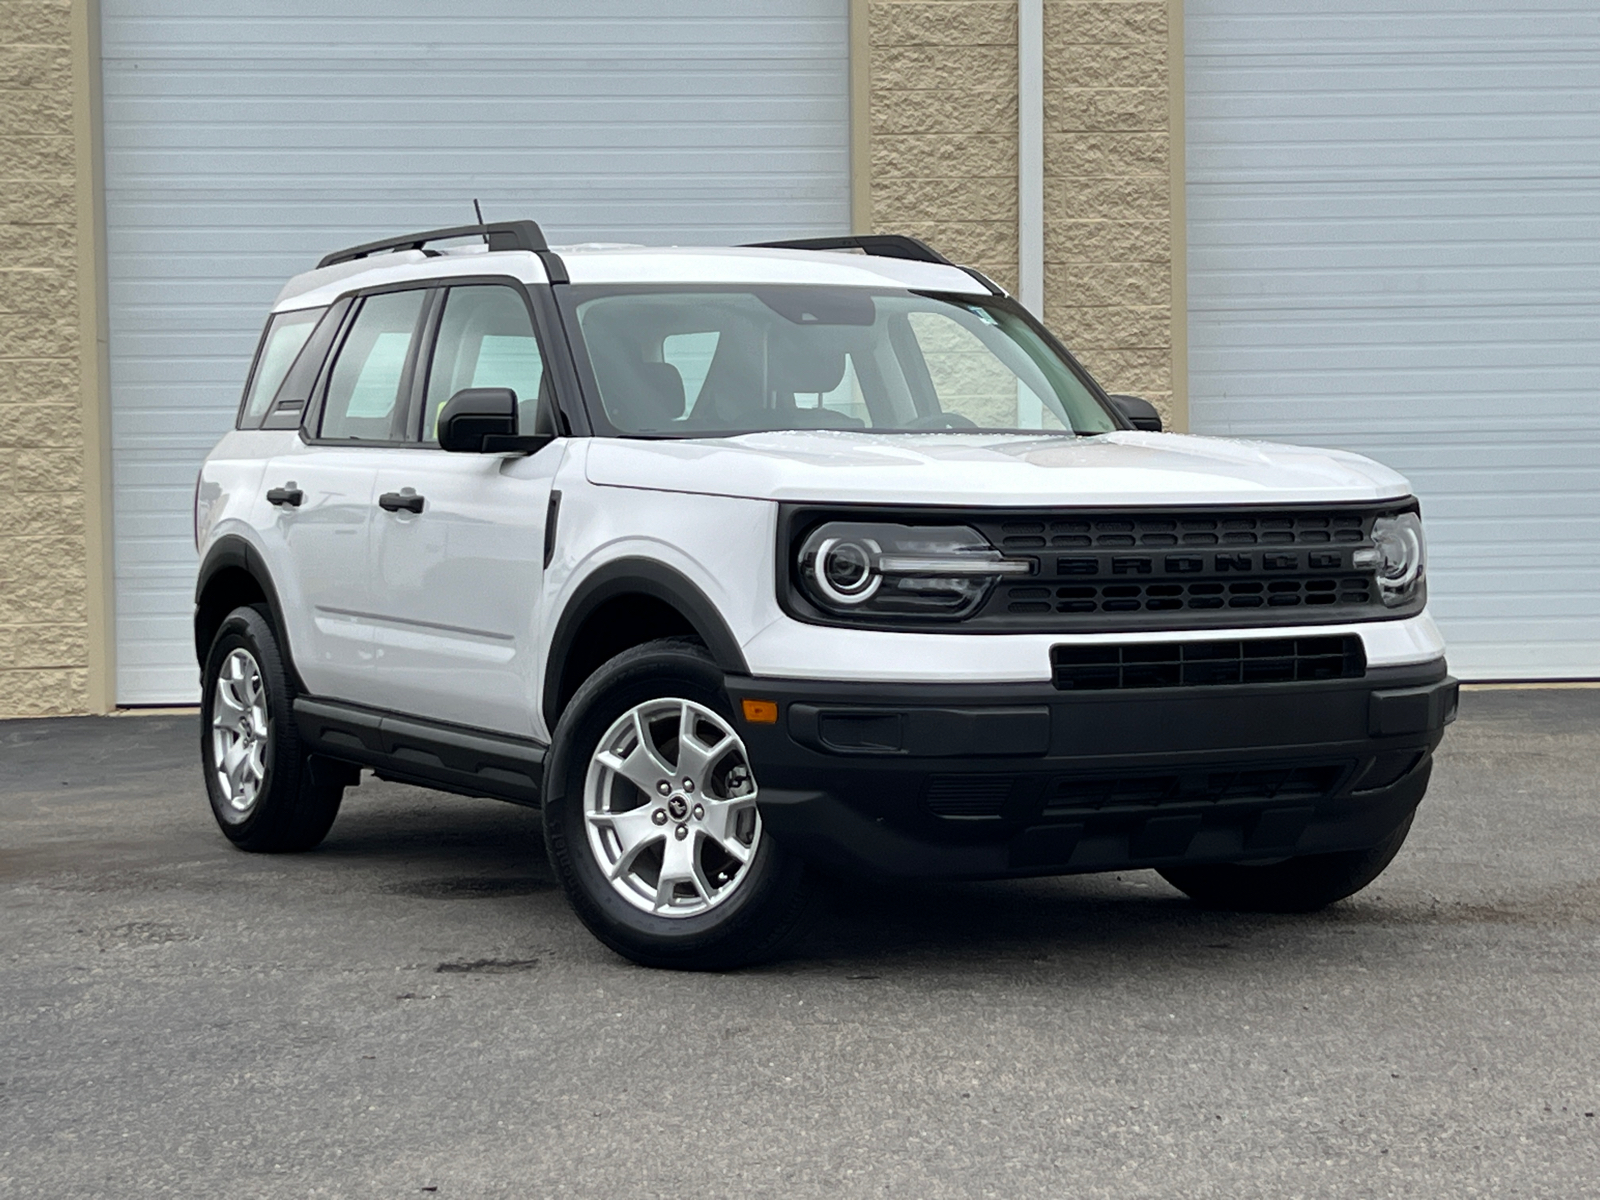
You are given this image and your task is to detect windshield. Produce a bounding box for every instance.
[565,286,1120,437]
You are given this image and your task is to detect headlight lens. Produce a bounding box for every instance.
[1355,511,1426,607]
[796,522,1031,619]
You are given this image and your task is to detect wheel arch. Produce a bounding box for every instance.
[543,557,749,733]
[194,535,304,690]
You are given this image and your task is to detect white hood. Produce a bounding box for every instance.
[582,430,1412,507]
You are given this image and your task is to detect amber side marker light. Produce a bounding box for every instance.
[741,699,779,725]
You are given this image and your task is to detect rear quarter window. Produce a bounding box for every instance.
[238,307,328,428]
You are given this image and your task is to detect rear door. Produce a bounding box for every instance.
[367,282,562,737]
[262,286,431,702]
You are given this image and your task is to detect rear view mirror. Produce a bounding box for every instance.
[438,387,551,453]
[1108,394,1163,432]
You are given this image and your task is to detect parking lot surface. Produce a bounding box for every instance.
[2,689,1598,1198]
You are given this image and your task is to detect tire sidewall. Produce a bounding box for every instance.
[543,641,804,965]
[200,605,302,844]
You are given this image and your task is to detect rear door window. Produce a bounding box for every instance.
[319,290,428,441]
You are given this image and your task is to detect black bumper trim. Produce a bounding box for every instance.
[729,660,1454,880]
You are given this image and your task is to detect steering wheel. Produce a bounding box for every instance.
[905,411,977,430]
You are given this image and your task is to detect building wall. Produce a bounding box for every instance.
[863,0,1180,428]
[0,0,96,718]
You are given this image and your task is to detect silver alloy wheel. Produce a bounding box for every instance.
[583,697,762,918]
[211,647,270,823]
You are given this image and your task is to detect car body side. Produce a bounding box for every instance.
[198,423,1447,743]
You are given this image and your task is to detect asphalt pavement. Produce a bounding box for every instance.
[2,688,1598,1198]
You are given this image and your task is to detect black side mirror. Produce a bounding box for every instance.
[438,387,552,454]
[1108,394,1163,432]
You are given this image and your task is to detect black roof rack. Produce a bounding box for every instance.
[742,234,953,266]
[317,220,551,269]
[742,234,1004,295]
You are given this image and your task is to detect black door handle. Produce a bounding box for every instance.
[378,491,425,514]
[266,486,303,507]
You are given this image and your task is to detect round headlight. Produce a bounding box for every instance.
[794,521,1031,620]
[1373,524,1419,586]
[1357,511,1426,607]
[810,535,881,605]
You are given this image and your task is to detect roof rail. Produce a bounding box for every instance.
[742,234,954,266]
[317,220,551,269]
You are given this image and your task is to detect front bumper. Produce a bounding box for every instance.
[728,659,1456,880]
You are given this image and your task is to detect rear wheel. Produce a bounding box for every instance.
[543,639,813,969]
[1158,813,1414,913]
[200,605,345,852]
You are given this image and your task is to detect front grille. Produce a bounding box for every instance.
[993,512,1367,551]
[1042,762,1347,816]
[1007,575,1372,615]
[962,505,1414,632]
[1051,635,1365,691]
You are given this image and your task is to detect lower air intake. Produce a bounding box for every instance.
[925,774,1017,818]
[1051,635,1364,691]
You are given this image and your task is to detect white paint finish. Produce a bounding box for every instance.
[366,445,563,737]
[583,429,1413,507]
[101,0,850,702]
[271,244,980,314]
[1186,0,1600,679]
[559,246,983,291]
[258,443,378,701]
[1017,0,1045,319]
[740,611,1446,684]
[200,431,1445,739]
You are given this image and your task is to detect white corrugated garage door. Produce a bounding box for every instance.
[102,1,850,703]
[1186,1,1600,679]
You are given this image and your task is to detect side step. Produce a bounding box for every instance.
[293,697,546,806]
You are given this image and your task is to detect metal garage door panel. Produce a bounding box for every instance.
[102,0,849,703]
[1186,1,1600,679]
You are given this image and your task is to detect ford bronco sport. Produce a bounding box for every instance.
[194,220,1456,968]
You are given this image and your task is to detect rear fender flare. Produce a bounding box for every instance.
[194,534,303,690]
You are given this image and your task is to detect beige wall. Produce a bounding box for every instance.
[860,0,1181,428]
[0,0,101,718]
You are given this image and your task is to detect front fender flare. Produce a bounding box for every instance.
[542,557,749,732]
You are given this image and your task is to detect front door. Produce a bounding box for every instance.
[366,282,559,737]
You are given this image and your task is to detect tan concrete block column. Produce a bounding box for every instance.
[864,1,1022,292]
[857,0,1183,428]
[0,0,110,717]
[1043,0,1179,428]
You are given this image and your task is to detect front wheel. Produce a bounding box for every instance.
[200,605,345,852]
[1158,813,1414,913]
[542,639,813,969]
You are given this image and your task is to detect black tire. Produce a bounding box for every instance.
[1158,812,1414,913]
[200,605,344,853]
[542,638,814,970]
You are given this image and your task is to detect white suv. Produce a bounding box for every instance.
[194,220,1456,968]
